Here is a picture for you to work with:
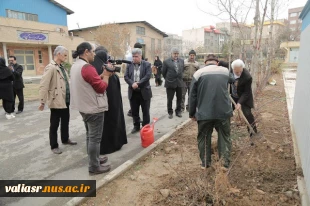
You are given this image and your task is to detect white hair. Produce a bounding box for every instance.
[132,48,142,56]
[53,46,68,56]
[231,59,245,70]
[171,47,180,54]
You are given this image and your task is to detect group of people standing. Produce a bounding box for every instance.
[38,43,127,175]
[0,56,24,120]
[0,40,258,174]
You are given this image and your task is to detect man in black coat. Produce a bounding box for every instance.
[8,56,24,114]
[162,47,184,119]
[230,59,257,136]
[124,48,152,133]
[127,42,144,117]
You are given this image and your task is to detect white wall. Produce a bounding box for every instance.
[292,22,310,201]
[182,28,205,52]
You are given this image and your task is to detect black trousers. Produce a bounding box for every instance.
[232,97,257,133]
[49,104,70,149]
[2,99,13,113]
[166,87,182,114]
[12,88,24,112]
[130,91,150,128]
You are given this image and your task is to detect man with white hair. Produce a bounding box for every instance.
[162,47,184,119]
[231,59,257,136]
[124,48,152,133]
[38,46,77,154]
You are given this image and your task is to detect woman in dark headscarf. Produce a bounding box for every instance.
[153,56,163,86]
[0,57,15,119]
[90,49,128,155]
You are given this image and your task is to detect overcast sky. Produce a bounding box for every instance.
[57,0,307,36]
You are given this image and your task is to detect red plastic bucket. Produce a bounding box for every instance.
[140,118,158,148]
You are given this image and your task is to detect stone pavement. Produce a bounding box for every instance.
[0,77,190,206]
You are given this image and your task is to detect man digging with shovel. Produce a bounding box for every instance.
[189,54,234,169]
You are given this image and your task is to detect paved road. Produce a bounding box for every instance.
[0,77,189,206]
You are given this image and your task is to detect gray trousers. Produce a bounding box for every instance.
[197,118,231,167]
[80,112,104,171]
[181,81,191,111]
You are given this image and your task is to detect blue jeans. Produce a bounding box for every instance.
[80,112,104,171]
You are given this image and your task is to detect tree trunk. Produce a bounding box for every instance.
[264,0,276,89]
[251,0,260,96]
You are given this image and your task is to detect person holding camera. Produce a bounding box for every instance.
[8,56,24,114]
[91,48,128,155]
[0,57,15,119]
[38,46,77,154]
[124,48,152,134]
[70,42,114,175]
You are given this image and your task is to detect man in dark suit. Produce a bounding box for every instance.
[124,48,152,134]
[8,56,24,114]
[127,42,144,117]
[162,48,184,119]
[230,59,258,137]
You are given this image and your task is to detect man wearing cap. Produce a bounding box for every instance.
[189,54,234,169]
[181,50,199,112]
[162,47,184,119]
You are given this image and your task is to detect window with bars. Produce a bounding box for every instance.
[136,26,145,35]
[6,9,38,21]
[151,38,155,54]
[157,39,161,51]
[38,51,43,64]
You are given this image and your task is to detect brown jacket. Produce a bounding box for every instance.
[183,58,199,82]
[39,60,68,109]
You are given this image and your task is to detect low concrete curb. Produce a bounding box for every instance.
[65,118,192,206]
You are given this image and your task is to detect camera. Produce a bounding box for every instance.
[104,59,132,73]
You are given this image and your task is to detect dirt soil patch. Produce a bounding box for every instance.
[81,73,300,206]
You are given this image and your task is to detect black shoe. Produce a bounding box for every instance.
[63,139,77,145]
[127,110,132,117]
[131,127,140,134]
[168,114,173,119]
[16,111,23,114]
[89,165,111,175]
[176,112,182,117]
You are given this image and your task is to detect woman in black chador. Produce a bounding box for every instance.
[153,56,163,86]
[91,50,128,154]
[0,57,15,119]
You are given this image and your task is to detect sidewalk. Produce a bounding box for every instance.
[0,78,190,206]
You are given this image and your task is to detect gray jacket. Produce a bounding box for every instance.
[189,64,234,120]
[162,58,184,88]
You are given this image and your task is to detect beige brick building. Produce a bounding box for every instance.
[0,1,85,76]
[69,21,167,63]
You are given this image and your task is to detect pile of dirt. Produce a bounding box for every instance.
[81,74,300,206]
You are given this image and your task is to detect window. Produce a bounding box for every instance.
[6,9,38,21]
[38,51,43,64]
[136,26,145,35]
[151,38,155,54]
[290,20,296,24]
[290,12,297,17]
[157,39,161,51]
